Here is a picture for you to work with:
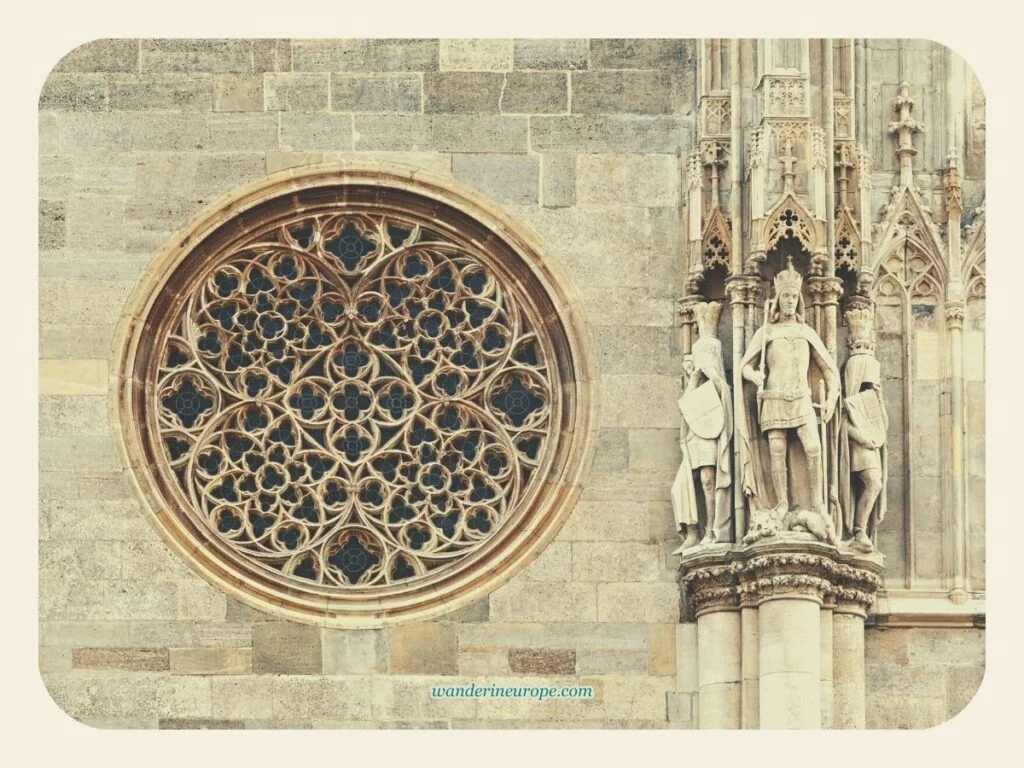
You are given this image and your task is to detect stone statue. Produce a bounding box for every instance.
[838,307,888,552]
[671,301,733,553]
[736,258,841,544]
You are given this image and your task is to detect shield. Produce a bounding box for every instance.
[846,389,886,446]
[679,380,724,440]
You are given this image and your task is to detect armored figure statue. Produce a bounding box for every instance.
[671,301,733,553]
[838,307,889,552]
[736,259,841,543]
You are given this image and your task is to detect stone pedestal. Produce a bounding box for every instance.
[679,536,882,730]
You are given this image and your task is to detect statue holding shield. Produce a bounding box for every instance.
[672,301,734,553]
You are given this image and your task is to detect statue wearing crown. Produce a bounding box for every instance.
[737,259,841,544]
[671,301,734,552]
[838,306,888,552]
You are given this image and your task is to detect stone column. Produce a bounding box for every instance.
[820,602,835,728]
[830,557,881,728]
[806,276,844,361]
[740,603,760,729]
[756,593,822,728]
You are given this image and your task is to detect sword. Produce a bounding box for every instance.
[818,380,828,512]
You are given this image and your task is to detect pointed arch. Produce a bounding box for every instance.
[761,193,818,254]
[701,205,732,273]
[963,214,986,298]
[871,187,947,287]
[834,207,860,273]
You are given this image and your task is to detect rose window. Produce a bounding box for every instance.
[116,168,593,625]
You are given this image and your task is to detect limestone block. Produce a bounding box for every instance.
[213,75,264,112]
[269,677,373,720]
[264,73,329,111]
[129,621,199,647]
[576,285,674,328]
[264,150,323,173]
[324,150,452,176]
[39,74,108,111]
[253,39,291,73]
[41,579,178,622]
[109,75,215,111]
[39,360,106,397]
[372,676,476,721]
[41,277,134,327]
[676,622,698,692]
[131,676,214,718]
[866,694,947,729]
[39,647,73,673]
[207,114,278,150]
[513,39,588,71]
[280,113,353,151]
[40,539,122,580]
[571,542,665,582]
[458,622,647,653]
[352,115,429,151]
[590,39,691,70]
[66,195,126,251]
[39,621,130,648]
[424,72,503,113]
[131,113,207,151]
[576,649,647,675]
[40,112,60,153]
[53,39,140,73]
[490,581,597,623]
[38,436,120,473]
[594,327,676,377]
[597,583,679,622]
[946,665,985,721]
[440,39,513,71]
[758,599,821,677]
[507,648,576,674]
[501,73,567,114]
[224,598,273,623]
[451,153,539,204]
[388,622,457,674]
[72,647,169,671]
[502,202,657,257]
[580,470,675,503]
[759,672,821,729]
[292,39,438,72]
[176,579,227,621]
[541,153,575,208]
[40,497,152,541]
[193,153,266,199]
[666,691,693,723]
[648,500,676,547]
[429,115,528,153]
[210,677,276,719]
[141,39,253,73]
[39,154,71,198]
[912,531,944,584]
[572,71,686,115]
[628,429,682,472]
[529,115,689,154]
[588,429,630,473]
[331,74,421,113]
[519,541,571,581]
[322,629,387,674]
[159,719,245,729]
[121,540,194,581]
[599,375,680,428]
[58,113,132,152]
[134,153,197,197]
[252,621,323,674]
[904,627,985,666]
[67,152,134,197]
[436,599,490,623]
[195,623,254,647]
[169,648,253,675]
[648,623,676,677]
[43,673,135,719]
[577,154,679,206]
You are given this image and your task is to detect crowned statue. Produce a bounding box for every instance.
[671,301,734,553]
[737,258,841,544]
[838,307,889,552]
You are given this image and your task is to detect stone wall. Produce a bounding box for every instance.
[865,627,985,729]
[38,38,983,729]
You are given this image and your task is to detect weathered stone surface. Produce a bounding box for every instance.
[353,114,528,153]
[502,72,567,114]
[322,629,387,674]
[169,648,253,675]
[324,150,452,176]
[557,500,649,542]
[572,71,687,115]
[58,113,131,151]
[39,647,73,672]
[507,648,576,674]
[530,115,689,154]
[271,677,373,720]
[541,152,575,207]
[577,153,679,206]
[41,539,121,580]
[39,497,150,541]
[39,74,108,111]
[39,621,130,648]
[38,199,66,250]
[41,277,133,327]
[109,75,214,111]
[72,647,169,671]
[490,581,597,623]
[159,718,245,729]
[292,39,439,72]
[571,542,665,582]
[252,621,323,674]
[131,113,206,150]
[280,112,353,151]
[206,114,278,150]
[134,153,197,197]
[458,622,648,653]
[253,39,292,73]
[576,649,648,675]
[451,153,538,204]
[513,39,588,71]
[389,623,457,675]
[594,327,676,376]
[628,429,681,472]
[210,677,275,719]
[331,74,421,113]
[194,153,266,198]
[597,583,680,622]
[213,75,264,112]
[38,436,121,473]
[440,39,513,71]
[599,375,680,428]
[372,676,476,721]
[264,73,329,111]
[40,579,178,621]
[424,72,503,113]
[38,360,107,396]
[589,429,630,473]
[141,39,253,73]
[946,665,985,720]
[436,599,490,623]
[53,39,139,73]
[648,623,677,677]
[589,39,691,70]
[519,541,571,581]
[128,622,198,647]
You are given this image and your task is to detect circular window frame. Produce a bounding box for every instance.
[112,164,598,627]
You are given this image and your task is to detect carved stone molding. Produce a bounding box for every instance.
[944,300,966,329]
[679,539,884,617]
[805,276,844,307]
[764,75,808,117]
[724,275,764,307]
[702,96,732,137]
[834,97,853,140]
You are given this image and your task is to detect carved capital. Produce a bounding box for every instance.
[945,300,966,329]
[724,275,764,307]
[805,276,844,306]
[679,561,741,615]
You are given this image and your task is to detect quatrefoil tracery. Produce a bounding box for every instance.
[155,213,553,589]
